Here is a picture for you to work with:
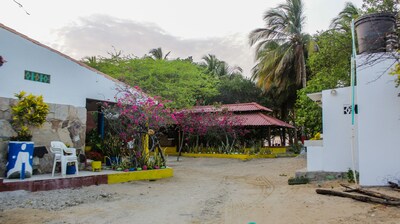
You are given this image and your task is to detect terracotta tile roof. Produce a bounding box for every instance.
[180,103,293,128]
[189,102,273,113]
[232,113,294,128]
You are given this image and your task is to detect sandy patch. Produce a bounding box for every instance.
[1,156,399,224]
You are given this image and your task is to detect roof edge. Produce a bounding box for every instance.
[0,23,129,89]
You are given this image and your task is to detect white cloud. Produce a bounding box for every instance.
[55,15,255,77]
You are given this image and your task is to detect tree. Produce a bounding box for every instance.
[296,28,352,137]
[82,55,219,109]
[249,0,312,144]
[331,0,399,32]
[295,0,400,137]
[361,0,399,13]
[148,47,171,60]
[205,74,270,105]
[330,2,361,32]
[201,54,242,77]
[174,108,246,160]
[101,86,173,168]
[249,0,310,89]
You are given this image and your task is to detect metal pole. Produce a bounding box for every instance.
[350,19,358,185]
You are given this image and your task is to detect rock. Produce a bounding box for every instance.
[0,119,16,138]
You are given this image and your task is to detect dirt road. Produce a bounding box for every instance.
[1,156,400,224]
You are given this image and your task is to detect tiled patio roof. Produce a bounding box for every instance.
[232,112,294,128]
[188,102,273,113]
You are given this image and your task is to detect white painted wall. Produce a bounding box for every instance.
[305,140,324,171]
[321,87,358,172]
[0,26,124,107]
[306,87,358,173]
[357,54,400,186]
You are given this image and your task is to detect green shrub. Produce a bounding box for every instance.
[288,176,310,185]
[11,91,49,141]
[347,169,359,183]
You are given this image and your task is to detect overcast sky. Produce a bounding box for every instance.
[1,0,363,77]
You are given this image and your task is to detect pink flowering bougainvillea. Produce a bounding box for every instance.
[173,106,247,157]
[104,86,174,141]
[102,85,174,168]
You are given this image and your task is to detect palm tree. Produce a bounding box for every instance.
[201,54,221,75]
[201,54,242,77]
[149,47,171,60]
[249,0,310,89]
[330,2,361,32]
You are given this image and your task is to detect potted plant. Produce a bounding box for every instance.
[85,128,101,152]
[7,91,49,179]
[102,132,123,167]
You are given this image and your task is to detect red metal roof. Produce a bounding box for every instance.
[189,102,273,113]
[180,103,292,128]
[232,113,294,128]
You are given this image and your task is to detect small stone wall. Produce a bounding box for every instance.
[295,168,346,182]
[0,97,87,176]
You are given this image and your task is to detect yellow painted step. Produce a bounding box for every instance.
[107,168,174,184]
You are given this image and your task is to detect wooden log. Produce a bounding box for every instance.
[340,184,400,201]
[388,181,400,191]
[388,181,399,188]
[316,189,400,206]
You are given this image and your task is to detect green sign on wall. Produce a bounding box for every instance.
[24,70,51,84]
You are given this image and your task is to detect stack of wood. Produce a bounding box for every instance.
[316,182,400,206]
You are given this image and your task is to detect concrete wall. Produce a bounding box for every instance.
[0,26,123,107]
[357,54,400,186]
[306,141,324,171]
[321,87,358,172]
[0,97,86,176]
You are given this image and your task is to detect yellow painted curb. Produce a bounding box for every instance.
[107,168,174,184]
[269,147,287,154]
[167,153,251,160]
[250,154,277,159]
[166,153,295,160]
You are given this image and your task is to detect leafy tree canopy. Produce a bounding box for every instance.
[205,74,271,106]
[361,0,399,13]
[83,55,219,109]
[296,30,352,137]
[294,0,398,137]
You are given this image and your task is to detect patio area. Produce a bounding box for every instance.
[0,167,173,192]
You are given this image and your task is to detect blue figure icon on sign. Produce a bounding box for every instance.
[6,141,34,179]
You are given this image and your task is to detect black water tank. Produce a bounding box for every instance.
[354,12,396,54]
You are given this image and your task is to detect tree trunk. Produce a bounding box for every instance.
[267,127,271,146]
[300,48,307,88]
[292,108,298,145]
[341,184,400,201]
[177,130,185,161]
[316,189,400,206]
[280,104,288,146]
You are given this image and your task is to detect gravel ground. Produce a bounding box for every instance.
[0,188,119,212]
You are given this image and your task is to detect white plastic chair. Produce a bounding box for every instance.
[50,141,79,176]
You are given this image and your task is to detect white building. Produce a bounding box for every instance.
[0,23,125,107]
[305,53,400,186]
[0,23,138,175]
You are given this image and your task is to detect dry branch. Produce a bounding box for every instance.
[316,189,400,206]
[340,184,400,201]
[388,181,400,191]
